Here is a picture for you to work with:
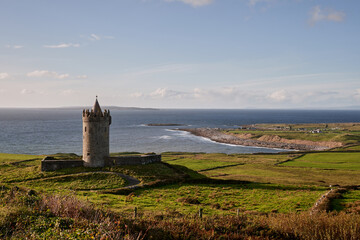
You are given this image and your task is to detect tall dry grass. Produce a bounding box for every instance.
[2,186,360,239]
[265,211,360,240]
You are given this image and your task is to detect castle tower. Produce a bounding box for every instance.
[82,97,111,167]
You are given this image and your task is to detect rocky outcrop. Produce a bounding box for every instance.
[181,128,341,151]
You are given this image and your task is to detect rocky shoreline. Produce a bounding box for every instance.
[146,123,186,126]
[180,128,340,151]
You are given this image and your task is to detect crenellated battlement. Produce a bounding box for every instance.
[82,108,111,120]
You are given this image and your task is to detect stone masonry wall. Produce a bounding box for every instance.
[82,117,111,167]
[41,155,161,171]
[41,156,84,171]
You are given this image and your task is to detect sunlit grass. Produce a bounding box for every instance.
[165,152,360,186]
[0,153,43,164]
[282,152,360,170]
[80,183,326,215]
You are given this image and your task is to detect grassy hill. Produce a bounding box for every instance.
[224,122,360,146]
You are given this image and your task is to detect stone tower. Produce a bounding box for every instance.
[82,97,111,167]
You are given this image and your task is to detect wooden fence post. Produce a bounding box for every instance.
[199,208,203,219]
[134,207,138,218]
[237,208,240,216]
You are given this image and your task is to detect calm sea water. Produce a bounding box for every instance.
[0,109,359,155]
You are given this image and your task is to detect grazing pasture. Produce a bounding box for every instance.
[1,135,360,239]
[281,152,360,170]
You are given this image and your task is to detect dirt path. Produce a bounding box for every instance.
[113,172,141,187]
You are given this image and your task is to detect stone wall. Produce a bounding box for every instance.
[41,155,161,171]
[106,154,161,166]
[41,156,84,171]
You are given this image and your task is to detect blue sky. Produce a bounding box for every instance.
[0,0,359,108]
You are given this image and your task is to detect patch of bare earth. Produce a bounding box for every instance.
[257,135,343,149]
[227,133,255,139]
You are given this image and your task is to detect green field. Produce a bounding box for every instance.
[2,148,360,239]
[163,153,244,171]
[163,152,360,186]
[225,129,344,142]
[281,152,360,170]
[343,145,360,151]
[223,122,360,146]
[2,151,360,215]
[0,152,332,216]
[0,153,43,164]
[81,183,325,215]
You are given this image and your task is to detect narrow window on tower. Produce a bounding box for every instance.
[85,127,87,132]
[87,153,90,156]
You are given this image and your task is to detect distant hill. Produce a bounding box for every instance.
[56,106,159,111]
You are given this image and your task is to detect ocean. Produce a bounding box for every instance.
[0,108,359,155]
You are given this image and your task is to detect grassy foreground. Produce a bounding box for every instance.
[1,141,360,239]
[1,186,360,239]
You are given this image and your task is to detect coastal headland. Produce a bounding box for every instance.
[178,123,360,151]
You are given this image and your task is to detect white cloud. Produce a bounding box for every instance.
[165,0,213,7]
[149,88,189,99]
[131,88,192,100]
[87,34,114,41]
[309,6,345,26]
[20,89,35,95]
[57,74,70,79]
[133,87,248,102]
[355,89,360,99]
[248,0,274,6]
[60,89,76,95]
[130,92,144,98]
[268,89,287,102]
[90,34,101,41]
[27,70,70,79]
[43,43,80,48]
[130,86,356,108]
[6,45,24,49]
[77,75,88,79]
[0,72,9,80]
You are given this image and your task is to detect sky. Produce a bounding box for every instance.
[0,0,359,109]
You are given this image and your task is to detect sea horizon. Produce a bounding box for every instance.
[1,106,360,111]
[1,108,360,155]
